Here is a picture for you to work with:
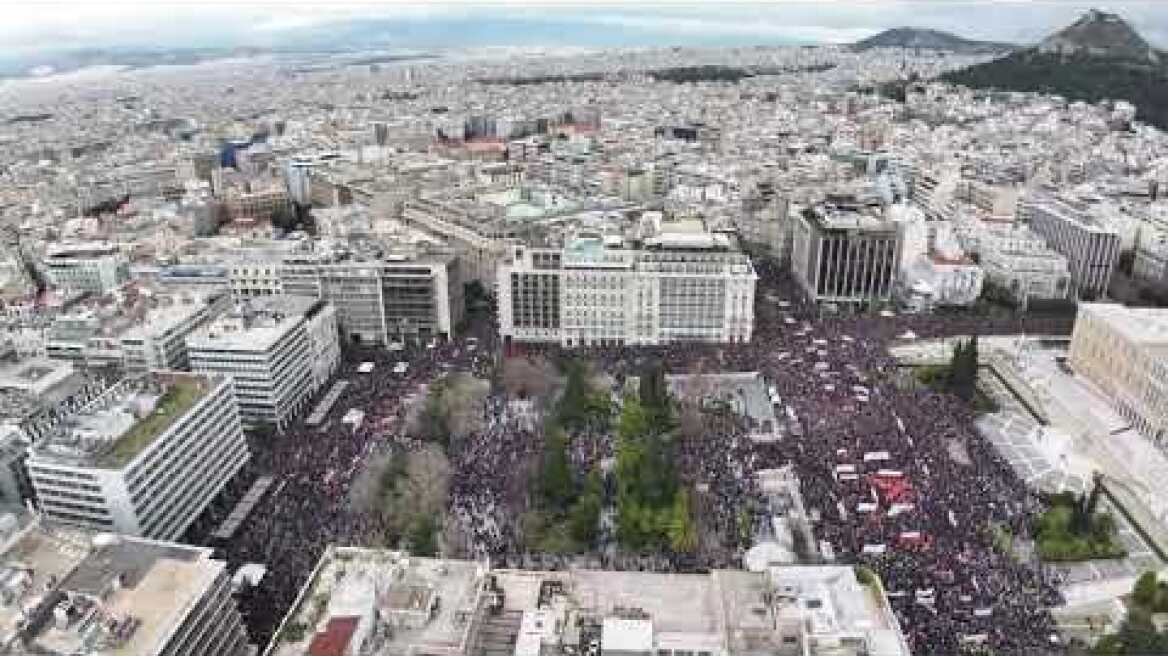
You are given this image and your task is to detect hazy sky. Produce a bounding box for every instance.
[6,1,1168,54]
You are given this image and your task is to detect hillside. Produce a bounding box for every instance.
[942,10,1168,129]
[854,27,1014,53]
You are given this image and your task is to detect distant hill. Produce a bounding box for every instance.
[853,27,1015,54]
[942,9,1168,128]
[1036,8,1158,61]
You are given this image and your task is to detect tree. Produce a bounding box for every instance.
[568,472,603,545]
[1086,472,1103,518]
[539,425,575,510]
[667,489,697,553]
[407,514,438,556]
[1134,571,1159,609]
[502,356,559,402]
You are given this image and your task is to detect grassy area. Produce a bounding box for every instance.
[1035,503,1126,563]
[99,380,206,468]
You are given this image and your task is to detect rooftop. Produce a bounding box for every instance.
[268,548,909,656]
[188,296,321,352]
[0,517,227,656]
[30,373,215,470]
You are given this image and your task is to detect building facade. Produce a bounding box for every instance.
[187,297,339,430]
[1024,197,1121,299]
[25,372,249,540]
[42,243,129,295]
[790,207,901,306]
[497,235,756,347]
[280,252,462,345]
[1068,303,1168,443]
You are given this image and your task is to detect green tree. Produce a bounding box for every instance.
[539,425,575,510]
[1134,571,1159,609]
[568,488,602,545]
[408,514,438,556]
[667,489,697,553]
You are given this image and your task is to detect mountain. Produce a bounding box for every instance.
[853,28,1015,54]
[942,9,1168,129]
[1036,8,1158,62]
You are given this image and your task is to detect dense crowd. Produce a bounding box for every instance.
[186,264,1074,654]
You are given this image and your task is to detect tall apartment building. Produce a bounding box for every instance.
[790,205,901,306]
[25,372,249,540]
[1069,304,1168,443]
[1023,197,1121,299]
[187,297,339,430]
[497,230,756,347]
[42,242,128,294]
[0,516,252,656]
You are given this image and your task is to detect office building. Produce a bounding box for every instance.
[42,243,128,295]
[1069,304,1168,443]
[280,247,462,345]
[25,372,249,540]
[267,547,910,656]
[120,288,231,374]
[187,297,339,430]
[497,227,756,347]
[790,204,901,306]
[1023,197,1121,299]
[0,514,251,656]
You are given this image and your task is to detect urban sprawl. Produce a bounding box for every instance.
[0,22,1167,656]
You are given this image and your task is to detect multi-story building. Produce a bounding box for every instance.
[42,242,128,295]
[280,247,462,345]
[790,204,901,306]
[1023,196,1121,299]
[25,372,249,540]
[497,228,756,348]
[980,244,1071,305]
[1069,304,1168,443]
[187,297,339,430]
[1133,220,1168,286]
[0,514,252,656]
[268,547,910,656]
[222,183,291,222]
[119,288,231,374]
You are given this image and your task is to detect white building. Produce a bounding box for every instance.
[1069,304,1168,443]
[42,242,128,294]
[1023,197,1121,299]
[269,547,910,656]
[0,515,252,656]
[497,228,756,347]
[119,288,231,373]
[26,372,249,540]
[229,241,463,346]
[187,297,339,430]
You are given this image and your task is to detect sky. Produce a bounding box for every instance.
[5,1,1168,55]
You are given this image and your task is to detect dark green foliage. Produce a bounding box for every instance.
[1134,571,1158,608]
[942,337,979,401]
[614,394,687,551]
[1035,491,1126,562]
[539,426,575,510]
[943,51,1168,131]
[407,514,438,557]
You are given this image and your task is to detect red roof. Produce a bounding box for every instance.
[308,616,359,656]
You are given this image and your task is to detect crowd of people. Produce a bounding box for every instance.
[185,325,493,647]
[183,262,1075,654]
